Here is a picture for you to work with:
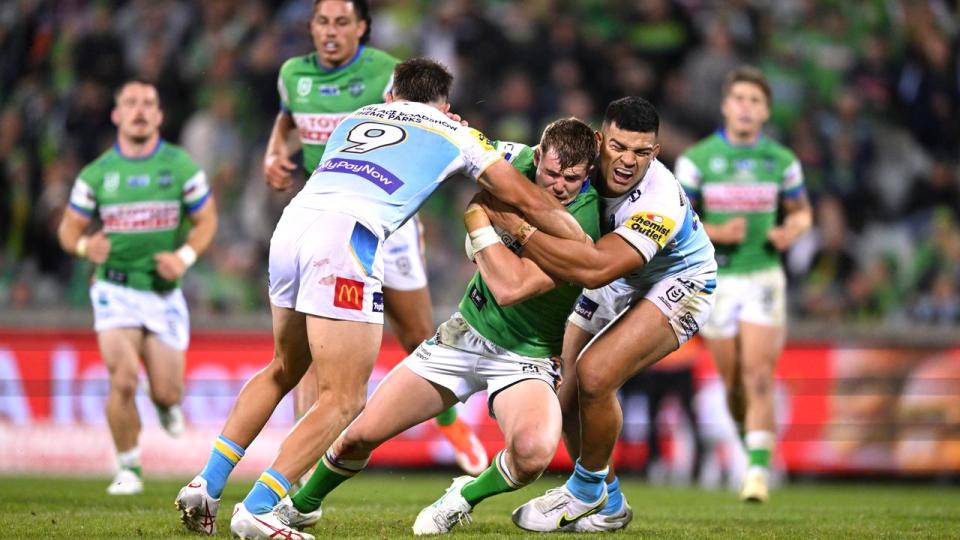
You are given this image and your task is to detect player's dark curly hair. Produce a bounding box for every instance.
[603,96,659,135]
[540,118,598,170]
[313,0,372,44]
[391,58,453,104]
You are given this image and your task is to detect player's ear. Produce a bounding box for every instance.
[385,91,395,104]
[110,107,120,127]
[439,102,450,113]
[533,146,541,167]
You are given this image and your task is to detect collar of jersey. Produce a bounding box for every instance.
[113,138,164,161]
[717,128,763,148]
[314,45,365,73]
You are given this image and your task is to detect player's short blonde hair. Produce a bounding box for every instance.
[540,118,597,170]
[723,66,772,105]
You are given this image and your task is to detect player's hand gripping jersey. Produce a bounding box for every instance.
[288,101,501,239]
[603,159,716,289]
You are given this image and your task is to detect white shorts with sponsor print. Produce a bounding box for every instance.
[90,280,190,351]
[402,313,561,416]
[700,266,786,339]
[268,206,385,323]
[568,270,717,346]
[382,214,428,291]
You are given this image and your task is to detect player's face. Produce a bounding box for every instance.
[111,83,162,144]
[311,0,367,69]
[596,122,659,197]
[534,147,591,205]
[721,81,770,139]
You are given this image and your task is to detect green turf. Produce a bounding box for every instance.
[1,472,958,539]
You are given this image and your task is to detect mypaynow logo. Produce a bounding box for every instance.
[319,158,404,194]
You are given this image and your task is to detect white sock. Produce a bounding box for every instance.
[117,447,141,470]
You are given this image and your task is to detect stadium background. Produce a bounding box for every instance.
[1,0,958,487]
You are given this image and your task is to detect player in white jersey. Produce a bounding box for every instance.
[475,97,716,532]
[175,58,585,539]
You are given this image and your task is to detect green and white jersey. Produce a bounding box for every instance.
[277,46,399,174]
[68,140,210,292]
[459,141,602,358]
[675,130,805,274]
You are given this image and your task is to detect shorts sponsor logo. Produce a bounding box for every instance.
[334,277,364,310]
[627,212,676,248]
[677,312,699,338]
[318,158,404,194]
[574,295,598,320]
[372,291,384,313]
[469,284,487,311]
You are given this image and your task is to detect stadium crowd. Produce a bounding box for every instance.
[1,0,958,325]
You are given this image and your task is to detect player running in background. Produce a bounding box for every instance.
[176,58,585,538]
[481,97,717,532]
[263,0,485,475]
[58,80,217,495]
[266,119,600,537]
[674,66,812,503]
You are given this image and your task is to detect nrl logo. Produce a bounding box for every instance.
[297,78,312,97]
[104,172,120,192]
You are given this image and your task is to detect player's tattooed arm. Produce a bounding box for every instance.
[768,191,813,251]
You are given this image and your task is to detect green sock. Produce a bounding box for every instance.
[745,431,775,468]
[434,406,458,426]
[125,465,142,477]
[291,454,357,513]
[460,451,521,507]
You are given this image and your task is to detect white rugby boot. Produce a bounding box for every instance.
[230,502,315,540]
[106,468,144,495]
[566,494,633,532]
[412,475,474,535]
[740,467,769,503]
[175,475,220,535]
[511,484,606,532]
[273,496,323,529]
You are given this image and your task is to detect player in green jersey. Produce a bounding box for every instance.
[58,80,217,495]
[265,119,600,536]
[674,66,813,502]
[262,0,486,475]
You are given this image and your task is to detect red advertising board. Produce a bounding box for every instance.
[1,329,957,478]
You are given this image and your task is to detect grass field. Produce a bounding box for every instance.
[2,472,958,539]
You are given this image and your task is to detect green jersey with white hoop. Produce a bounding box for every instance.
[675,130,805,274]
[68,140,210,292]
[277,46,399,175]
[459,141,601,358]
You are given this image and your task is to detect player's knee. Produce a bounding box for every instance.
[149,384,182,409]
[744,367,773,397]
[576,363,616,401]
[109,370,139,400]
[266,357,306,392]
[508,433,557,481]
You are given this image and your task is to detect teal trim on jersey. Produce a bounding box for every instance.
[315,45,365,73]
[349,222,378,277]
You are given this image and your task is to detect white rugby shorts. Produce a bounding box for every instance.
[402,313,561,416]
[382,214,428,291]
[268,206,385,323]
[700,266,786,339]
[568,270,717,346]
[90,280,190,351]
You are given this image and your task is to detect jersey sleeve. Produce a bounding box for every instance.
[68,175,97,217]
[182,164,212,213]
[673,154,702,201]
[455,126,503,180]
[613,185,688,263]
[277,71,290,113]
[781,158,805,199]
[494,140,535,179]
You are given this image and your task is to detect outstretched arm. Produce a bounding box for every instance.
[478,160,585,241]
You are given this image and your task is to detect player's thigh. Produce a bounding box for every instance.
[141,333,185,403]
[305,316,382,400]
[98,328,144,382]
[576,299,679,394]
[348,364,458,446]
[383,286,434,352]
[493,379,562,455]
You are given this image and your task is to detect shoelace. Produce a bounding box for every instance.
[534,487,570,513]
